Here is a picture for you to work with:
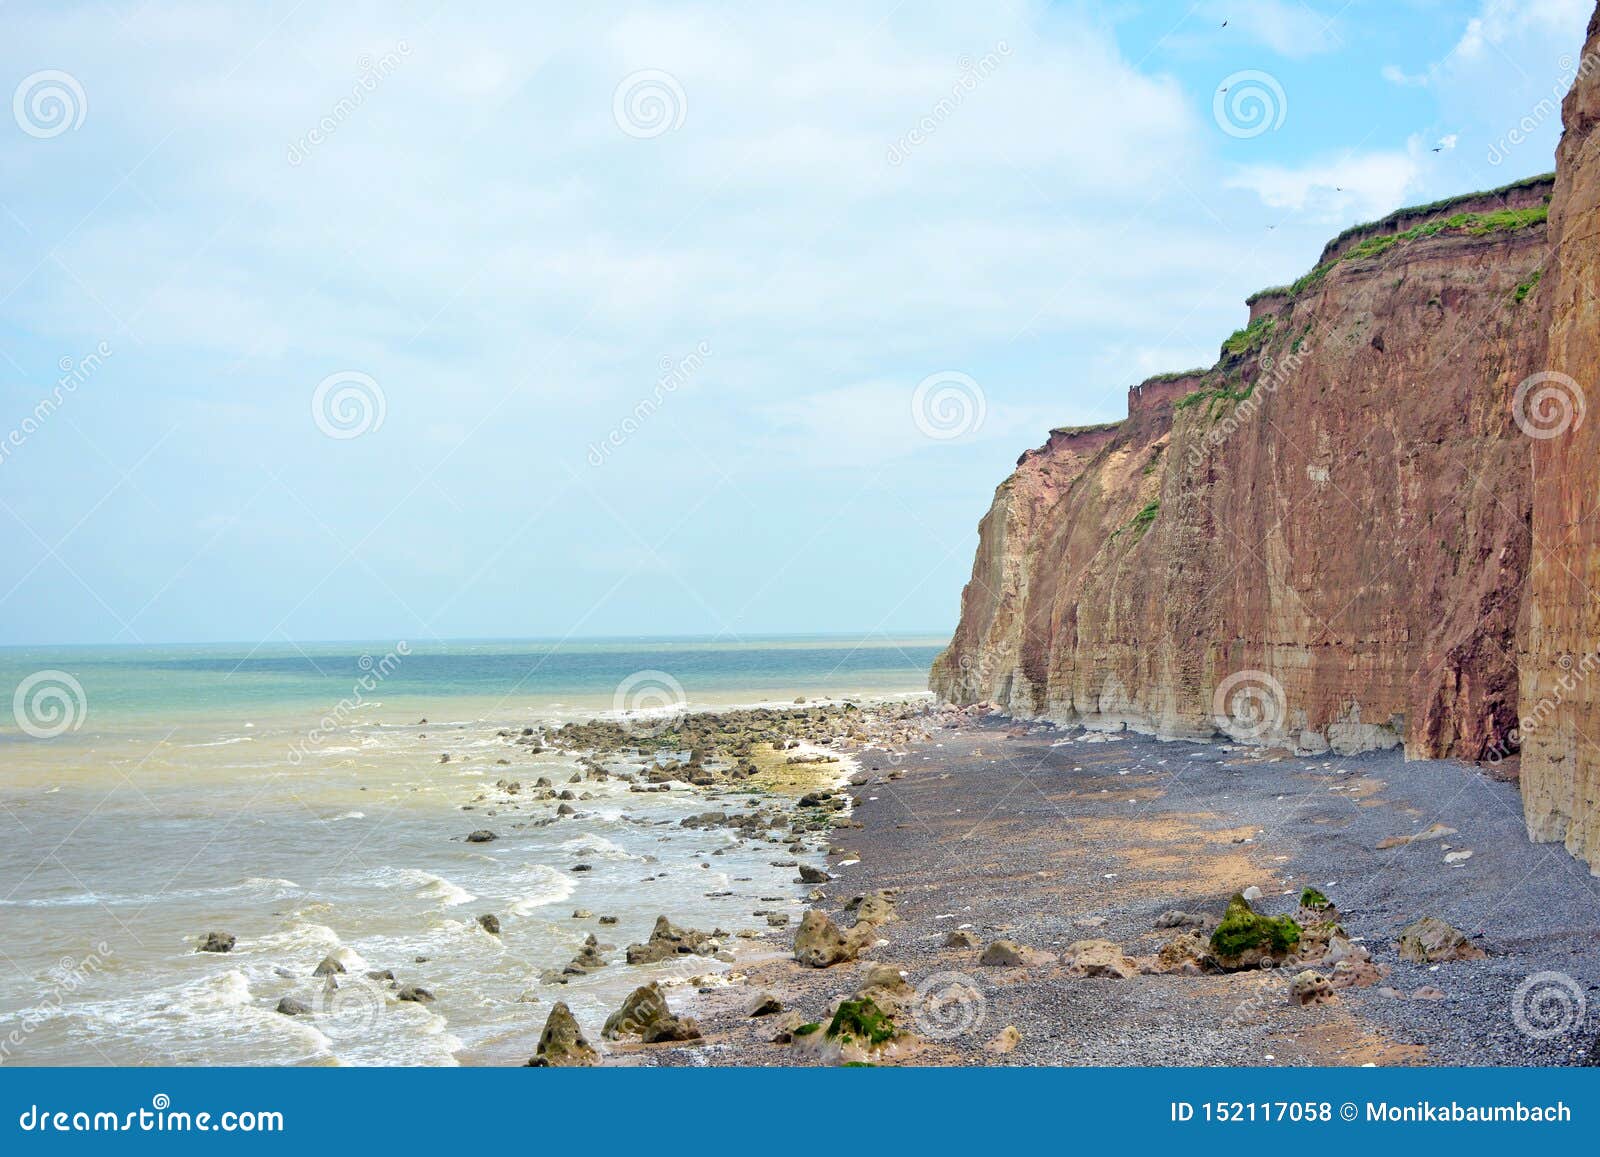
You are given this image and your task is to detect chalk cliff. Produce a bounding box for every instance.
[1520,7,1600,871]
[933,175,1551,763]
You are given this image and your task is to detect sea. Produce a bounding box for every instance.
[0,635,945,1066]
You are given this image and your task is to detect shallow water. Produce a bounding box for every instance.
[0,636,942,1065]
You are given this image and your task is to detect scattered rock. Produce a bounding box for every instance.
[943,929,981,949]
[465,830,497,843]
[275,996,311,1016]
[625,915,720,964]
[985,1025,1021,1055]
[1289,970,1335,1006]
[1411,985,1447,1001]
[1062,939,1138,979]
[844,890,898,926]
[196,931,235,954]
[797,864,831,884]
[565,934,608,973]
[527,1002,597,1067]
[477,913,501,935]
[1153,930,1217,974]
[397,984,434,1004]
[747,993,784,1017]
[979,939,1052,968]
[602,981,701,1042]
[792,908,886,969]
[1397,916,1486,963]
[1377,823,1457,850]
[312,955,346,977]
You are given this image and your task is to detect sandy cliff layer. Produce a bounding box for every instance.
[933,178,1551,763]
[1520,9,1600,870]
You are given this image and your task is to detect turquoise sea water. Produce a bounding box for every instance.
[0,635,947,737]
[0,635,944,1066]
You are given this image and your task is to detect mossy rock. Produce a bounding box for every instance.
[1299,886,1330,910]
[826,998,896,1047]
[1210,892,1301,966]
[793,1022,822,1037]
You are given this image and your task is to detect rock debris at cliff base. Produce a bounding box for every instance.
[631,719,1600,1067]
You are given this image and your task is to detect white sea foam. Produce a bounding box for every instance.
[505,865,576,915]
[402,870,477,907]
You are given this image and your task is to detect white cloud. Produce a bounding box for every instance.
[1455,0,1590,62]
[1224,147,1425,223]
[1384,0,1590,87]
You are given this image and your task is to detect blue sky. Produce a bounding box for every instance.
[0,0,1589,647]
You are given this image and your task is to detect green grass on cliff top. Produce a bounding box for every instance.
[1245,174,1553,305]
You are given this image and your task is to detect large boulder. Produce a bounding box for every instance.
[527,1002,598,1067]
[793,910,860,968]
[602,982,701,1042]
[1209,893,1301,970]
[1289,970,1336,1006]
[1154,930,1217,974]
[1397,916,1486,963]
[845,890,898,926]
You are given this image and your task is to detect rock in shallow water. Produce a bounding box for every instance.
[527,1002,597,1067]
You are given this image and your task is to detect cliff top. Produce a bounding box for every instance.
[1246,172,1554,305]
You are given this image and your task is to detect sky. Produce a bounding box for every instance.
[0,0,1591,648]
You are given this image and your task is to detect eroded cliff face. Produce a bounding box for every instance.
[933,179,1552,763]
[1520,9,1600,870]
